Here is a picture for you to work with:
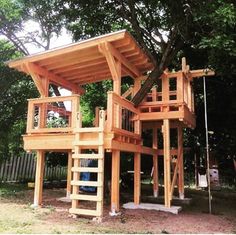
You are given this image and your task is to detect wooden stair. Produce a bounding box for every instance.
[69,110,105,218]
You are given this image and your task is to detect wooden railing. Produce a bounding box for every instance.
[106,91,141,143]
[26,95,80,134]
[139,72,194,113]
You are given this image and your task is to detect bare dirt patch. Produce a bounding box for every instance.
[0,184,235,233]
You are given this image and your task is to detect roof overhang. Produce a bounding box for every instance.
[6,30,154,91]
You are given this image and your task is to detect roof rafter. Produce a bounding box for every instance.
[24,62,85,94]
[98,41,142,78]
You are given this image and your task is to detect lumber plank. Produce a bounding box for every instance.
[70,194,102,201]
[72,154,103,159]
[71,180,102,187]
[111,150,120,212]
[69,208,100,216]
[33,150,45,206]
[71,167,102,173]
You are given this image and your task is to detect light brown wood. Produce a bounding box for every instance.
[34,150,45,206]
[111,150,120,212]
[152,127,158,197]
[163,119,171,208]
[66,151,72,197]
[6,29,216,215]
[178,126,184,199]
[134,153,141,204]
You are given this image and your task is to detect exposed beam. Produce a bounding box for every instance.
[25,62,84,94]
[190,69,215,78]
[24,63,47,97]
[98,43,120,81]
[105,42,142,78]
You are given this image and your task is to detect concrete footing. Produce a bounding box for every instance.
[123,202,182,214]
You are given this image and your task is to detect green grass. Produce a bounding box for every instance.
[0,183,28,197]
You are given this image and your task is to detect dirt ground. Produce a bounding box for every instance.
[0,184,236,234]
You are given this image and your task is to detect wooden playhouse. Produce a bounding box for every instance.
[6,30,214,217]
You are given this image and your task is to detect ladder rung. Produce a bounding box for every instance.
[73,140,103,146]
[71,180,102,187]
[72,154,103,159]
[70,194,101,201]
[69,208,101,217]
[71,167,102,173]
[74,127,103,133]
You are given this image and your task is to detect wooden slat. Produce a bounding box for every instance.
[73,140,103,146]
[72,153,103,159]
[71,180,102,187]
[70,194,102,201]
[71,167,102,173]
[74,127,103,133]
[69,208,100,216]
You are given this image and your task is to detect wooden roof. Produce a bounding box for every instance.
[6,30,154,88]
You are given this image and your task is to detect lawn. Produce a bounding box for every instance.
[0,183,235,234]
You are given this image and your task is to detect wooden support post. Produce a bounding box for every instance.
[34,150,45,206]
[177,72,184,102]
[133,77,142,97]
[66,151,72,198]
[134,115,141,204]
[152,127,158,197]
[134,153,141,204]
[111,150,120,213]
[162,119,171,207]
[113,61,121,95]
[178,126,184,199]
[162,76,169,112]
[94,106,100,127]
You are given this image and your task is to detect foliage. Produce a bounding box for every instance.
[0,40,38,159]
[19,0,65,50]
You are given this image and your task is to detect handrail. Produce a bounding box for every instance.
[107,91,139,133]
[26,95,80,134]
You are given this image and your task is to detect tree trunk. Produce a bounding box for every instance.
[132,66,164,107]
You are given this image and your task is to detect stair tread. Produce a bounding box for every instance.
[70,194,102,201]
[69,208,101,216]
[71,180,102,187]
[71,166,102,173]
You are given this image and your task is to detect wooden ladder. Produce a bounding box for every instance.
[69,110,105,217]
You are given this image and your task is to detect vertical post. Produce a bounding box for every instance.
[177,73,184,102]
[152,127,158,197]
[39,77,49,128]
[111,150,120,213]
[66,151,72,198]
[133,77,142,97]
[34,150,45,206]
[163,119,171,207]
[110,57,121,214]
[134,153,141,204]
[162,77,169,102]
[178,126,184,199]
[134,113,141,204]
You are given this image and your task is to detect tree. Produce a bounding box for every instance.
[0,0,65,158]
[0,40,38,159]
[61,0,205,105]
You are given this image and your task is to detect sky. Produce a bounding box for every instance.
[23,21,73,54]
